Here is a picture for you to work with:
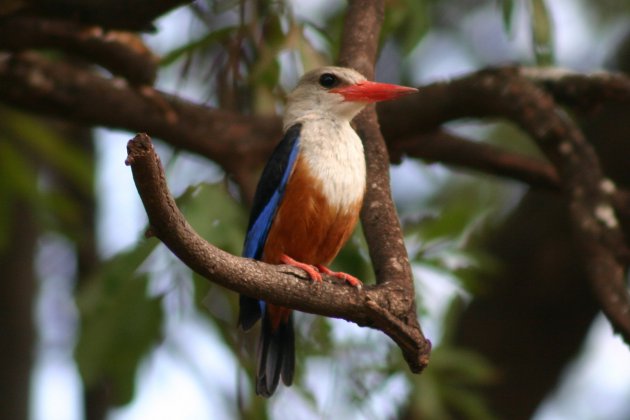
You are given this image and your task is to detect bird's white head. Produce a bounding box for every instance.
[283,66,417,129]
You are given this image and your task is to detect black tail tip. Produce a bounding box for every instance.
[255,312,295,397]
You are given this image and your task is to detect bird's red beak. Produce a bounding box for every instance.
[330,80,418,103]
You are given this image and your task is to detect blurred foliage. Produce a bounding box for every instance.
[0,106,92,249]
[383,0,433,54]
[402,171,512,296]
[529,0,554,65]
[158,0,330,112]
[404,298,497,420]
[75,181,248,406]
[499,0,555,65]
[75,240,162,405]
[4,0,630,419]
[500,0,515,34]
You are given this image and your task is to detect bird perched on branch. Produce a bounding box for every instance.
[238,66,417,397]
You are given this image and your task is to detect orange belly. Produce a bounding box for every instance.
[262,156,362,266]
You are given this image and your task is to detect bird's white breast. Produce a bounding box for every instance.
[298,117,366,210]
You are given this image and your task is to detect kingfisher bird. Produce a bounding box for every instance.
[238,66,417,397]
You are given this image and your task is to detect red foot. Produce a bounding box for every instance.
[316,265,363,288]
[281,254,322,282]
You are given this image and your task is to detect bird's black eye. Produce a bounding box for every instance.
[319,73,339,88]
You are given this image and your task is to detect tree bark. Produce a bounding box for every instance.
[0,199,37,420]
[454,191,598,419]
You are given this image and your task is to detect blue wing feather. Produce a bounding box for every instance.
[238,123,301,330]
[243,123,301,258]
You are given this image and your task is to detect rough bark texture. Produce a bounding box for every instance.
[126,132,431,371]
[0,15,158,85]
[338,0,430,369]
[1,54,629,214]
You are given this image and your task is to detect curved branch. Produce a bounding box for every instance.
[393,129,561,190]
[0,52,281,195]
[0,15,158,85]
[25,0,193,30]
[2,51,629,204]
[125,133,428,371]
[389,67,630,341]
[2,31,629,345]
[520,67,630,112]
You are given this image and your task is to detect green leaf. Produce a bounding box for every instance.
[177,182,248,256]
[0,140,39,201]
[159,26,237,67]
[294,23,330,73]
[178,184,247,331]
[0,138,50,248]
[529,0,554,65]
[75,239,162,405]
[431,347,496,385]
[382,0,430,54]
[2,107,92,196]
[409,343,497,420]
[500,0,515,34]
[444,386,498,420]
[249,14,286,93]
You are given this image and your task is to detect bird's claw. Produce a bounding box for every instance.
[281,254,323,282]
[280,255,362,288]
[316,265,363,289]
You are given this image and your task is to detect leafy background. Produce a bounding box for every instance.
[2,0,630,419]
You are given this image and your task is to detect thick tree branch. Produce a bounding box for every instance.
[0,15,158,85]
[0,52,281,199]
[392,129,561,190]
[2,51,630,204]
[520,67,630,113]
[390,67,630,342]
[337,0,430,371]
[1,45,629,342]
[125,133,428,369]
[378,67,630,142]
[1,8,628,351]
[26,0,194,30]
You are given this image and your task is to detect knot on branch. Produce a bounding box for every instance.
[125,132,153,165]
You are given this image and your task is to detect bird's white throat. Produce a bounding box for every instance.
[297,117,366,211]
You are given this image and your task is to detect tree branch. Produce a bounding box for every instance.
[0,52,281,199]
[1,30,629,341]
[125,133,429,371]
[392,129,561,190]
[0,15,158,85]
[389,67,630,342]
[26,0,193,30]
[337,0,431,371]
[519,67,630,113]
[2,51,630,207]
[2,10,629,350]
